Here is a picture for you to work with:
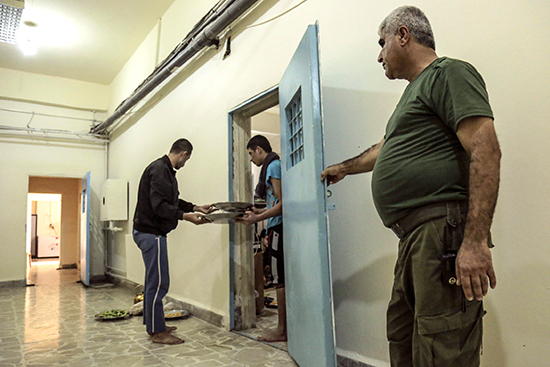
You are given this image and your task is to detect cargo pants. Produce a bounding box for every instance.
[387,216,485,367]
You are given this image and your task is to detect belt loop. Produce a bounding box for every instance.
[446,201,462,227]
[391,222,405,239]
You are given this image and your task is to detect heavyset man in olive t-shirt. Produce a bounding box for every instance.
[321,6,500,367]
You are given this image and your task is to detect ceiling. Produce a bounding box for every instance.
[0,0,175,85]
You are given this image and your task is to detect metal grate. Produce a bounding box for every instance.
[0,3,23,44]
[285,88,304,168]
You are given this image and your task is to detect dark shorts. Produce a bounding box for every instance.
[268,224,284,287]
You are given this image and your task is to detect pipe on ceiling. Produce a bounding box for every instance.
[0,125,108,143]
[91,0,259,135]
[0,107,101,124]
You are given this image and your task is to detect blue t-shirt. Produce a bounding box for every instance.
[265,159,283,229]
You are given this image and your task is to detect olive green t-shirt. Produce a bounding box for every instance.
[371,57,493,226]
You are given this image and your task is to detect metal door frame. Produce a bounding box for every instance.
[227,86,279,331]
[80,171,91,286]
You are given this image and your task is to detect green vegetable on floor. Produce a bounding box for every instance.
[98,309,128,318]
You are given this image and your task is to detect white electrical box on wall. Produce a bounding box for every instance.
[100,179,128,221]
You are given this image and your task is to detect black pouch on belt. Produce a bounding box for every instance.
[441,202,466,286]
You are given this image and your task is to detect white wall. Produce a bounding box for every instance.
[108,23,160,116]
[321,1,550,365]
[0,80,108,282]
[0,67,109,111]
[36,199,61,236]
[106,0,550,365]
[0,137,106,282]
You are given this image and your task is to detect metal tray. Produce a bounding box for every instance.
[203,211,244,223]
[212,201,252,212]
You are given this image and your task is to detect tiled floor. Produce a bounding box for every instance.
[240,289,287,352]
[0,262,297,367]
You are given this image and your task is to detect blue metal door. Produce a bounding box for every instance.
[80,171,91,286]
[279,23,336,367]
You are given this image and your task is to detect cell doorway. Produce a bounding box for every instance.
[27,193,61,259]
[27,176,82,285]
[250,105,284,347]
[228,86,287,350]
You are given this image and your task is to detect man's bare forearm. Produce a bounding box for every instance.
[321,138,384,185]
[339,138,385,174]
[463,128,501,245]
[454,118,500,300]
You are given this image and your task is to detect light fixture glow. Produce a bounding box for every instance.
[17,7,79,51]
[17,18,36,55]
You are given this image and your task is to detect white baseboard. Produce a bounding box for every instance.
[337,348,390,367]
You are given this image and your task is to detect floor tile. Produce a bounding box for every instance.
[0,262,297,367]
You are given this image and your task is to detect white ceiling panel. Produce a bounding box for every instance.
[0,0,175,85]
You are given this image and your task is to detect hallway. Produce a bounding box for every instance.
[0,262,297,367]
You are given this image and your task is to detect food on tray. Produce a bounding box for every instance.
[164,309,189,319]
[164,311,183,318]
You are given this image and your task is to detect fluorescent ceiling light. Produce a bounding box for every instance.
[0,0,24,44]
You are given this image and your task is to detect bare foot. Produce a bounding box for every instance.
[148,326,177,336]
[257,329,287,342]
[151,331,184,344]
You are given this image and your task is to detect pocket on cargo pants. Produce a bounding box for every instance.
[415,302,484,367]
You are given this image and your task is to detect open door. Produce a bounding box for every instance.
[279,23,336,366]
[80,171,91,286]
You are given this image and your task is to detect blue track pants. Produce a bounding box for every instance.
[133,230,169,333]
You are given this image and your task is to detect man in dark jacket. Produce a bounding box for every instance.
[133,138,211,345]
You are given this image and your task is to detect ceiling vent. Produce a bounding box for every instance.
[0,0,24,44]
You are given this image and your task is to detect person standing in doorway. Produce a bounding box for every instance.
[321,6,500,366]
[133,138,211,345]
[235,134,287,342]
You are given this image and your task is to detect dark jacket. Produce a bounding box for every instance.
[133,155,195,236]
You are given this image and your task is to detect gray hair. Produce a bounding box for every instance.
[379,6,436,50]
